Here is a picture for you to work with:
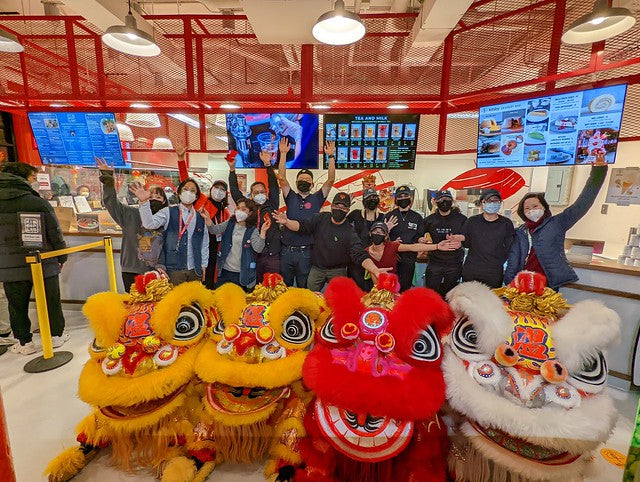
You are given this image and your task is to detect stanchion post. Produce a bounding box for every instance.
[104,236,118,293]
[28,252,54,360]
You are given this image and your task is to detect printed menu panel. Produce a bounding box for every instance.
[28,112,126,166]
[324,114,419,170]
[477,84,627,168]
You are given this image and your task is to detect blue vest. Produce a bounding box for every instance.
[163,206,205,275]
[217,218,258,288]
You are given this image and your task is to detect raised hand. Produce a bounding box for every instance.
[129,181,151,203]
[259,149,272,167]
[174,142,187,159]
[272,211,288,225]
[323,140,336,157]
[385,215,398,232]
[95,157,113,172]
[279,137,290,154]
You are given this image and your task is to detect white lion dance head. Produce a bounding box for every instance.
[443,271,621,482]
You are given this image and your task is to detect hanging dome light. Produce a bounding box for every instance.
[0,29,24,53]
[125,112,161,128]
[152,137,173,150]
[562,0,636,44]
[101,0,161,57]
[312,0,366,46]
[116,123,134,141]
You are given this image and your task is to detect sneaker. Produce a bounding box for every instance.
[10,341,36,355]
[51,332,71,348]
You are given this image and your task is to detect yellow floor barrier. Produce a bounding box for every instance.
[22,237,118,373]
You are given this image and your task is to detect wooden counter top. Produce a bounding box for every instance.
[570,257,640,276]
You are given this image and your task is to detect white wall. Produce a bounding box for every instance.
[191,143,640,258]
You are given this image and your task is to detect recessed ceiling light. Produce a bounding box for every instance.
[220,103,241,109]
[388,103,408,110]
[312,104,331,110]
[130,102,151,109]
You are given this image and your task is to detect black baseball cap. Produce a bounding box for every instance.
[297,169,314,180]
[369,221,388,234]
[434,190,453,201]
[212,179,228,190]
[479,188,502,202]
[363,188,378,200]
[332,192,351,207]
[395,185,412,197]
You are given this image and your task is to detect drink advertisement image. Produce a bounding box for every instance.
[477,84,627,168]
[323,114,420,170]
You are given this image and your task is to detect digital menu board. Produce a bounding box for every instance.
[28,112,125,166]
[226,113,319,169]
[323,114,419,170]
[477,84,627,168]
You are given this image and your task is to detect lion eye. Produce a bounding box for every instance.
[281,311,312,344]
[452,317,481,357]
[410,326,441,362]
[174,304,204,341]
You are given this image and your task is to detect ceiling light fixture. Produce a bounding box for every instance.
[130,102,151,109]
[116,123,134,142]
[312,0,366,46]
[561,0,636,44]
[220,103,241,109]
[312,104,331,110]
[152,137,173,150]
[0,29,24,53]
[125,112,161,128]
[102,0,161,57]
[168,113,201,129]
[388,103,408,110]
[49,102,70,108]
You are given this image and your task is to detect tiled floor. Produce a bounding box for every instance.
[0,309,637,481]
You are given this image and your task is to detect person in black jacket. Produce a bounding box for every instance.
[0,162,68,355]
[203,179,230,289]
[423,190,467,297]
[226,148,281,283]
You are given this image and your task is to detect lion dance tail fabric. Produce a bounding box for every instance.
[298,273,453,482]
[45,271,217,481]
[443,271,621,482]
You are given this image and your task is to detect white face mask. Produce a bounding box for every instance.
[235,210,248,222]
[253,193,267,205]
[180,190,196,205]
[525,208,545,223]
[211,188,226,202]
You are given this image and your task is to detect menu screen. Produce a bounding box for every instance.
[323,114,420,170]
[28,112,125,166]
[477,84,627,168]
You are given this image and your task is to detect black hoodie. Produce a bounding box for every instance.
[0,172,67,282]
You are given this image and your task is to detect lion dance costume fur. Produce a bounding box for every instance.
[298,274,453,482]
[443,271,621,482]
[45,271,217,481]
[162,273,325,481]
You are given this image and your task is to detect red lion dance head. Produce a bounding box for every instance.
[299,274,453,482]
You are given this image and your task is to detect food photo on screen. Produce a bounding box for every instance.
[575,128,620,164]
[580,84,626,116]
[225,113,319,169]
[525,98,550,125]
[549,110,578,133]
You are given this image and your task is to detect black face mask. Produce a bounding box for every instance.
[331,208,347,223]
[297,180,312,193]
[370,233,386,245]
[364,198,379,211]
[396,198,411,209]
[149,200,166,214]
[437,200,452,212]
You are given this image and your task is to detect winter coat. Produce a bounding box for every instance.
[0,172,67,282]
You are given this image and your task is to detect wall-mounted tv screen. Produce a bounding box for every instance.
[323,114,420,170]
[477,84,627,168]
[28,112,125,166]
[225,113,319,169]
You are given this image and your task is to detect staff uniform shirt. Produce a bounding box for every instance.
[461,214,515,280]
[384,208,426,263]
[140,202,209,270]
[281,190,326,247]
[424,210,467,266]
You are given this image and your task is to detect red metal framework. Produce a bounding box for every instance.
[1,0,640,154]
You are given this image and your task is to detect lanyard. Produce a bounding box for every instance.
[178,208,195,244]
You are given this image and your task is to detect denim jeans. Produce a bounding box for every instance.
[280,246,312,288]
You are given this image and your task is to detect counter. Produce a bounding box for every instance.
[560,258,640,391]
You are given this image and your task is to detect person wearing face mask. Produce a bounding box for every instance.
[202,180,230,289]
[383,185,427,292]
[277,139,336,288]
[136,178,209,285]
[227,148,281,283]
[449,189,515,289]
[200,197,268,290]
[346,187,386,290]
[504,164,608,290]
[423,190,467,297]
[365,222,457,291]
[96,158,168,292]
[273,192,391,292]
[0,162,68,354]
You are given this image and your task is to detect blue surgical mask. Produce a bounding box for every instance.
[483,201,501,214]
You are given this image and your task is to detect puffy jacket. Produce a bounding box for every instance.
[505,165,607,290]
[0,172,67,282]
